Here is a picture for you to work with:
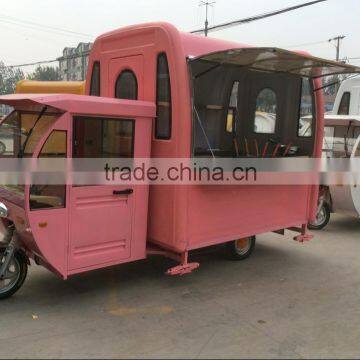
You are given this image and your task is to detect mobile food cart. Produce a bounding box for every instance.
[0,22,358,299]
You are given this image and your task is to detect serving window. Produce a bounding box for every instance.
[191,61,315,158]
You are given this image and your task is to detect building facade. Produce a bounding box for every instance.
[58,42,93,81]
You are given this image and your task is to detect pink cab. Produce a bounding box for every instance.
[0,22,358,299]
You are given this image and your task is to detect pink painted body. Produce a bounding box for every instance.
[0,22,327,279]
[85,22,322,254]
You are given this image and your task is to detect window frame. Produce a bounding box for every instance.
[115,69,138,100]
[89,61,101,97]
[155,52,172,140]
[30,130,68,211]
[38,129,68,158]
[225,81,240,134]
[297,77,315,138]
[72,116,136,159]
[338,91,351,115]
[253,87,278,135]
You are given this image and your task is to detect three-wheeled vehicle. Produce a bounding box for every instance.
[309,115,360,229]
[0,22,359,299]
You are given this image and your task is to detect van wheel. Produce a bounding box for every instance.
[0,142,5,155]
[227,236,256,260]
[308,203,331,230]
[0,249,28,300]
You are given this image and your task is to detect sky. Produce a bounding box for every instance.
[1,0,359,73]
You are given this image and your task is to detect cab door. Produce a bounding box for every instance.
[26,113,70,277]
[68,116,135,272]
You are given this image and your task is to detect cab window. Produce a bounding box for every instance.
[30,130,67,210]
[73,117,134,158]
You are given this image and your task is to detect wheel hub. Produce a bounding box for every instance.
[235,237,251,255]
[0,256,20,294]
[314,206,326,226]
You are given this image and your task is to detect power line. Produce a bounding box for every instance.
[1,1,331,69]
[191,0,327,34]
[0,13,95,39]
[4,51,91,69]
[5,59,58,69]
[286,40,329,48]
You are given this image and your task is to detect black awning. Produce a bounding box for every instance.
[190,47,360,79]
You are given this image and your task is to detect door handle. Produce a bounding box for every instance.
[113,189,134,196]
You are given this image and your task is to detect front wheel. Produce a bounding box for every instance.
[227,236,256,261]
[308,203,331,230]
[0,249,28,300]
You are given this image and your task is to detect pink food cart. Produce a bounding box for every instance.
[0,22,359,299]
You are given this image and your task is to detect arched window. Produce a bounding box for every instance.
[90,62,100,96]
[115,70,138,100]
[155,53,172,139]
[254,88,277,134]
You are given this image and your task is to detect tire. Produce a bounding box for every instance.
[227,236,256,261]
[0,142,5,155]
[0,249,28,300]
[308,203,331,230]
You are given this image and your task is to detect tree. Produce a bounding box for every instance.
[27,66,61,81]
[0,61,25,95]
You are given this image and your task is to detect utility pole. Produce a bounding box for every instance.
[329,35,346,61]
[199,1,216,37]
[328,35,346,94]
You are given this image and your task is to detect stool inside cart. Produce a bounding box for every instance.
[0,22,359,299]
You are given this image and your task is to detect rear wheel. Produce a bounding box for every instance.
[0,249,28,300]
[227,236,256,260]
[308,203,330,230]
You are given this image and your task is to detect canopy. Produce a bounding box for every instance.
[190,47,360,79]
[0,94,156,119]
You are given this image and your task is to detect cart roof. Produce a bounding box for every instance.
[190,47,360,79]
[0,94,156,118]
